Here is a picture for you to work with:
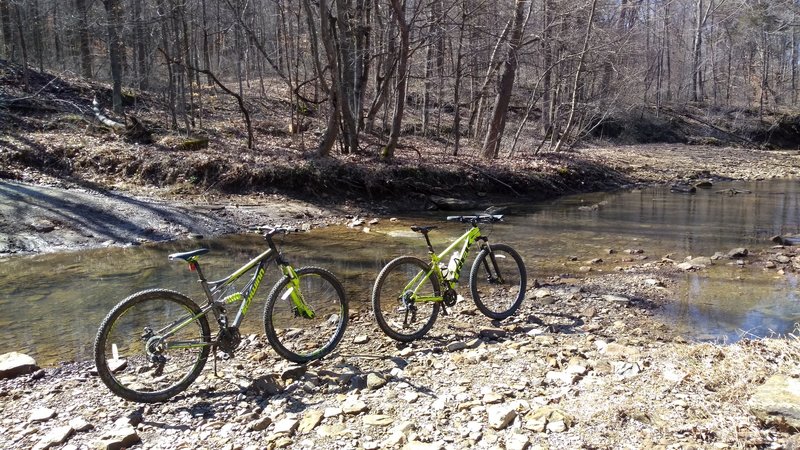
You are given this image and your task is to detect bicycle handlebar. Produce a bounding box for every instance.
[251,226,301,237]
[446,214,504,223]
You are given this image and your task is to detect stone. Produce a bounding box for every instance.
[32,425,73,450]
[487,404,517,430]
[366,372,387,390]
[482,392,503,404]
[728,247,748,258]
[323,407,342,418]
[273,418,299,435]
[353,335,370,344]
[247,416,272,432]
[402,441,444,450]
[479,327,507,339]
[95,425,140,450]
[748,374,800,429]
[68,417,92,432]
[676,262,695,271]
[505,433,530,450]
[297,410,323,433]
[524,406,573,432]
[545,371,577,385]
[29,407,56,422]
[342,398,369,415]
[601,294,630,304]
[613,361,641,379]
[0,352,39,379]
[280,365,307,381]
[446,341,467,352]
[251,374,284,395]
[363,415,394,426]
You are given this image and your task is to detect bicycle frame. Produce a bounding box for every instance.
[405,225,486,303]
[160,237,313,350]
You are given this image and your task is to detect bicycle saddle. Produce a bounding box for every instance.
[410,225,438,233]
[168,248,210,261]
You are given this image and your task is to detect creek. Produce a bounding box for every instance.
[1,180,799,366]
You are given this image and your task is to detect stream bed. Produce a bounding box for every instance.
[2,179,799,365]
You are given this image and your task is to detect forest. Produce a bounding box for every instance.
[2,0,800,160]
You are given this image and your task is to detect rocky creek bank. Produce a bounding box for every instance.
[1,256,799,449]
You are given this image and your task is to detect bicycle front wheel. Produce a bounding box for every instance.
[264,267,348,363]
[469,243,527,320]
[93,289,211,403]
[372,256,441,342]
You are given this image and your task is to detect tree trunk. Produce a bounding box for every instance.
[0,0,13,60]
[553,0,598,153]
[481,0,528,159]
[382,0,410,159]
[74,0,92,78]
[102,0,125,113]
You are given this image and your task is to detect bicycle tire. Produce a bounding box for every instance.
[372,256,441,342]
[263,267,349,363]
[469,243,527,320]
[94,289,211,403]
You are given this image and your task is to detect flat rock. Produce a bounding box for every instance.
[0,352,39,379]
[32,425,73,450]
[29,407,56,422]
[748,374,800,429]
[297,410,323,433]
[363,414,394,426]
[487,404,517,430]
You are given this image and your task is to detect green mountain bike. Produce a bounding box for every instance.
[372,214,527,342]
[94,227,348,403]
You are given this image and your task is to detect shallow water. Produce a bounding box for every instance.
[1,179,799,365]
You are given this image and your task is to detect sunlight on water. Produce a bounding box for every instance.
[1,179,799,365]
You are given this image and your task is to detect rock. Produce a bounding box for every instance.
[613,361,641,379]
[342,398,369,415]
[366,372,388,390]
[252,374,284,395]
[748,374,800,429]
[545,371,577,385]
[363,415,394,426]
[29,407,56,422]
[483,392,503,404]
[479,327,507,339]
[248,416,272,432]
[429,196,479,210]
[32,425,73,450]
[273,418,299,435]
[0,352,39,379]
[297,410,323,433]
[676,262,695,271]
[524,406,573,433]
[403,440,444,450]
[505,433,530,450]
[727,247,748,258]
[688,256,712,267]
[446,341,467,352]
[487,404,517,430]
[602,294,630,304]
[95,425,140,450]
[68,417,92,432]
[280,365,307,381]
[353,335,370,344]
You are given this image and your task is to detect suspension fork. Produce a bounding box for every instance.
[479,238,505,283]
[278,263,316,319]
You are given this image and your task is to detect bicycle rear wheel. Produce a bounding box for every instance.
[264,267,348,363]
[94,289,211,403]
[469,243,527,320]
[372,256,441,342]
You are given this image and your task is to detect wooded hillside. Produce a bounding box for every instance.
[2,0,800,157]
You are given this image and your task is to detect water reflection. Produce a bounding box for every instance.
[1,180,799,365]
